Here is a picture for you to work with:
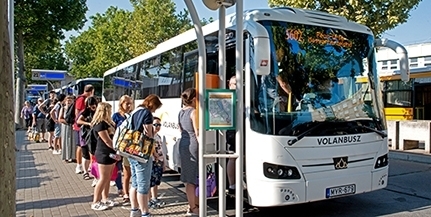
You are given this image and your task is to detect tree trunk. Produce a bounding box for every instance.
[14,28,25,127]
[0,0,17,215]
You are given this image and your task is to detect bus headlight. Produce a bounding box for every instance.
[263,162,301,179]
[374,154,388,169]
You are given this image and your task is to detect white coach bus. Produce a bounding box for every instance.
[102,7,409,207]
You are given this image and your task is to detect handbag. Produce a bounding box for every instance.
[195,164,217,198]
[90,158,118,181]
[114,107,155,163]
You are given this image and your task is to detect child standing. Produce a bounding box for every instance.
[148,117,167,208]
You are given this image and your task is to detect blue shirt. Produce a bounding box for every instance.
[112,112,126,129]
[33,105,45,119]
[131,107,153,132]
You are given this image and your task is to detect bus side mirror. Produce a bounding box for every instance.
[202,0,235,10]
[252,37,271,75]
[375,38,410,82]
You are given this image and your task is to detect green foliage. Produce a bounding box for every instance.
[15,0,88,52]
[65,7,133,78]
[65,0,197,78]
[25,41,68,83]
[127,0,192,57]
[14,0,87,88]
[267,0,423,36]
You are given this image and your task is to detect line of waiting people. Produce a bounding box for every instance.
[21,84,204,216]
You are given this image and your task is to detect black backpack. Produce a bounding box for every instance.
[65,96,84,125]
[86,128,98,155]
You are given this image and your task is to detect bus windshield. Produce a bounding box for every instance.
[250,21,385,136]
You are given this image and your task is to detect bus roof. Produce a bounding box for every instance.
[103,7,372,77]
[67,78,103,86]
[73,78,103,83]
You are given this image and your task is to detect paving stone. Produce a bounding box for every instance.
[15,131,219,216]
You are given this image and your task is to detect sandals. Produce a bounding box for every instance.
[83,173,91,180]
[118,190,124,197]
[122,197,130,205]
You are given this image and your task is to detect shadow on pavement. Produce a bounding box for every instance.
[16,195,93,211]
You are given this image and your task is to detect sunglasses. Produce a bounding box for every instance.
[153,123,161,127]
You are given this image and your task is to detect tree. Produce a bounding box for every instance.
[65,7,133,78]
[25,41,69,83]
[267,0,422,36]
[14,0,87,124]
[127,0,192,57]
[0,0,16,215]
[65,0,195,78]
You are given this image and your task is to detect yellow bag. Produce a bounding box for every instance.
[114,107,155,163]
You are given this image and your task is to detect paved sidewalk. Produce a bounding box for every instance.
[15,130,218,217]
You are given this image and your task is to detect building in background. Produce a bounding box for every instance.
[376,42,431,120]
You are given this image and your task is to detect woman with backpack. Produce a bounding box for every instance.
[76,96,98,181]
[112,95,133,204]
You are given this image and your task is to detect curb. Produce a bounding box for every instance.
[389,150,431,164]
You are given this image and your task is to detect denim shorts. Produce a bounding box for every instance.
[129,158,153,194]
[54,124,61,138]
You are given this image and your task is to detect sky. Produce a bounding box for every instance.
[65,0,431,45]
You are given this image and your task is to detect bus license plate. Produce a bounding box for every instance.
[326,184,356,198]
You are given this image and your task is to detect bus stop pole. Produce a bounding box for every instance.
[218,5,227,217]
[183,0,208,216]
[9,0,14,103]
[235,0,244,216]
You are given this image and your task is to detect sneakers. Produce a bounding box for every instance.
[92,179,98,187]
[91,202,109,211]
[75,165,83,174]
[148,198,165,209]
[52,150,61,155]
[103,199,120,207]
[130,209,142,217]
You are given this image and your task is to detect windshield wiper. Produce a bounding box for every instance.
[289,122,325,145]
[354,125,387,138]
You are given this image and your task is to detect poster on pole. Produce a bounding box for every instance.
[205,89,236,130]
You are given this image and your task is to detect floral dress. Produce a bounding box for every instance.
[150,134,165,187]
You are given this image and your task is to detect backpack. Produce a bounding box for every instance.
[65,95,84,125]
[79,109,94,145]
[87,128,98,155]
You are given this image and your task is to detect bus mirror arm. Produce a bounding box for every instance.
[374,38,410,82]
